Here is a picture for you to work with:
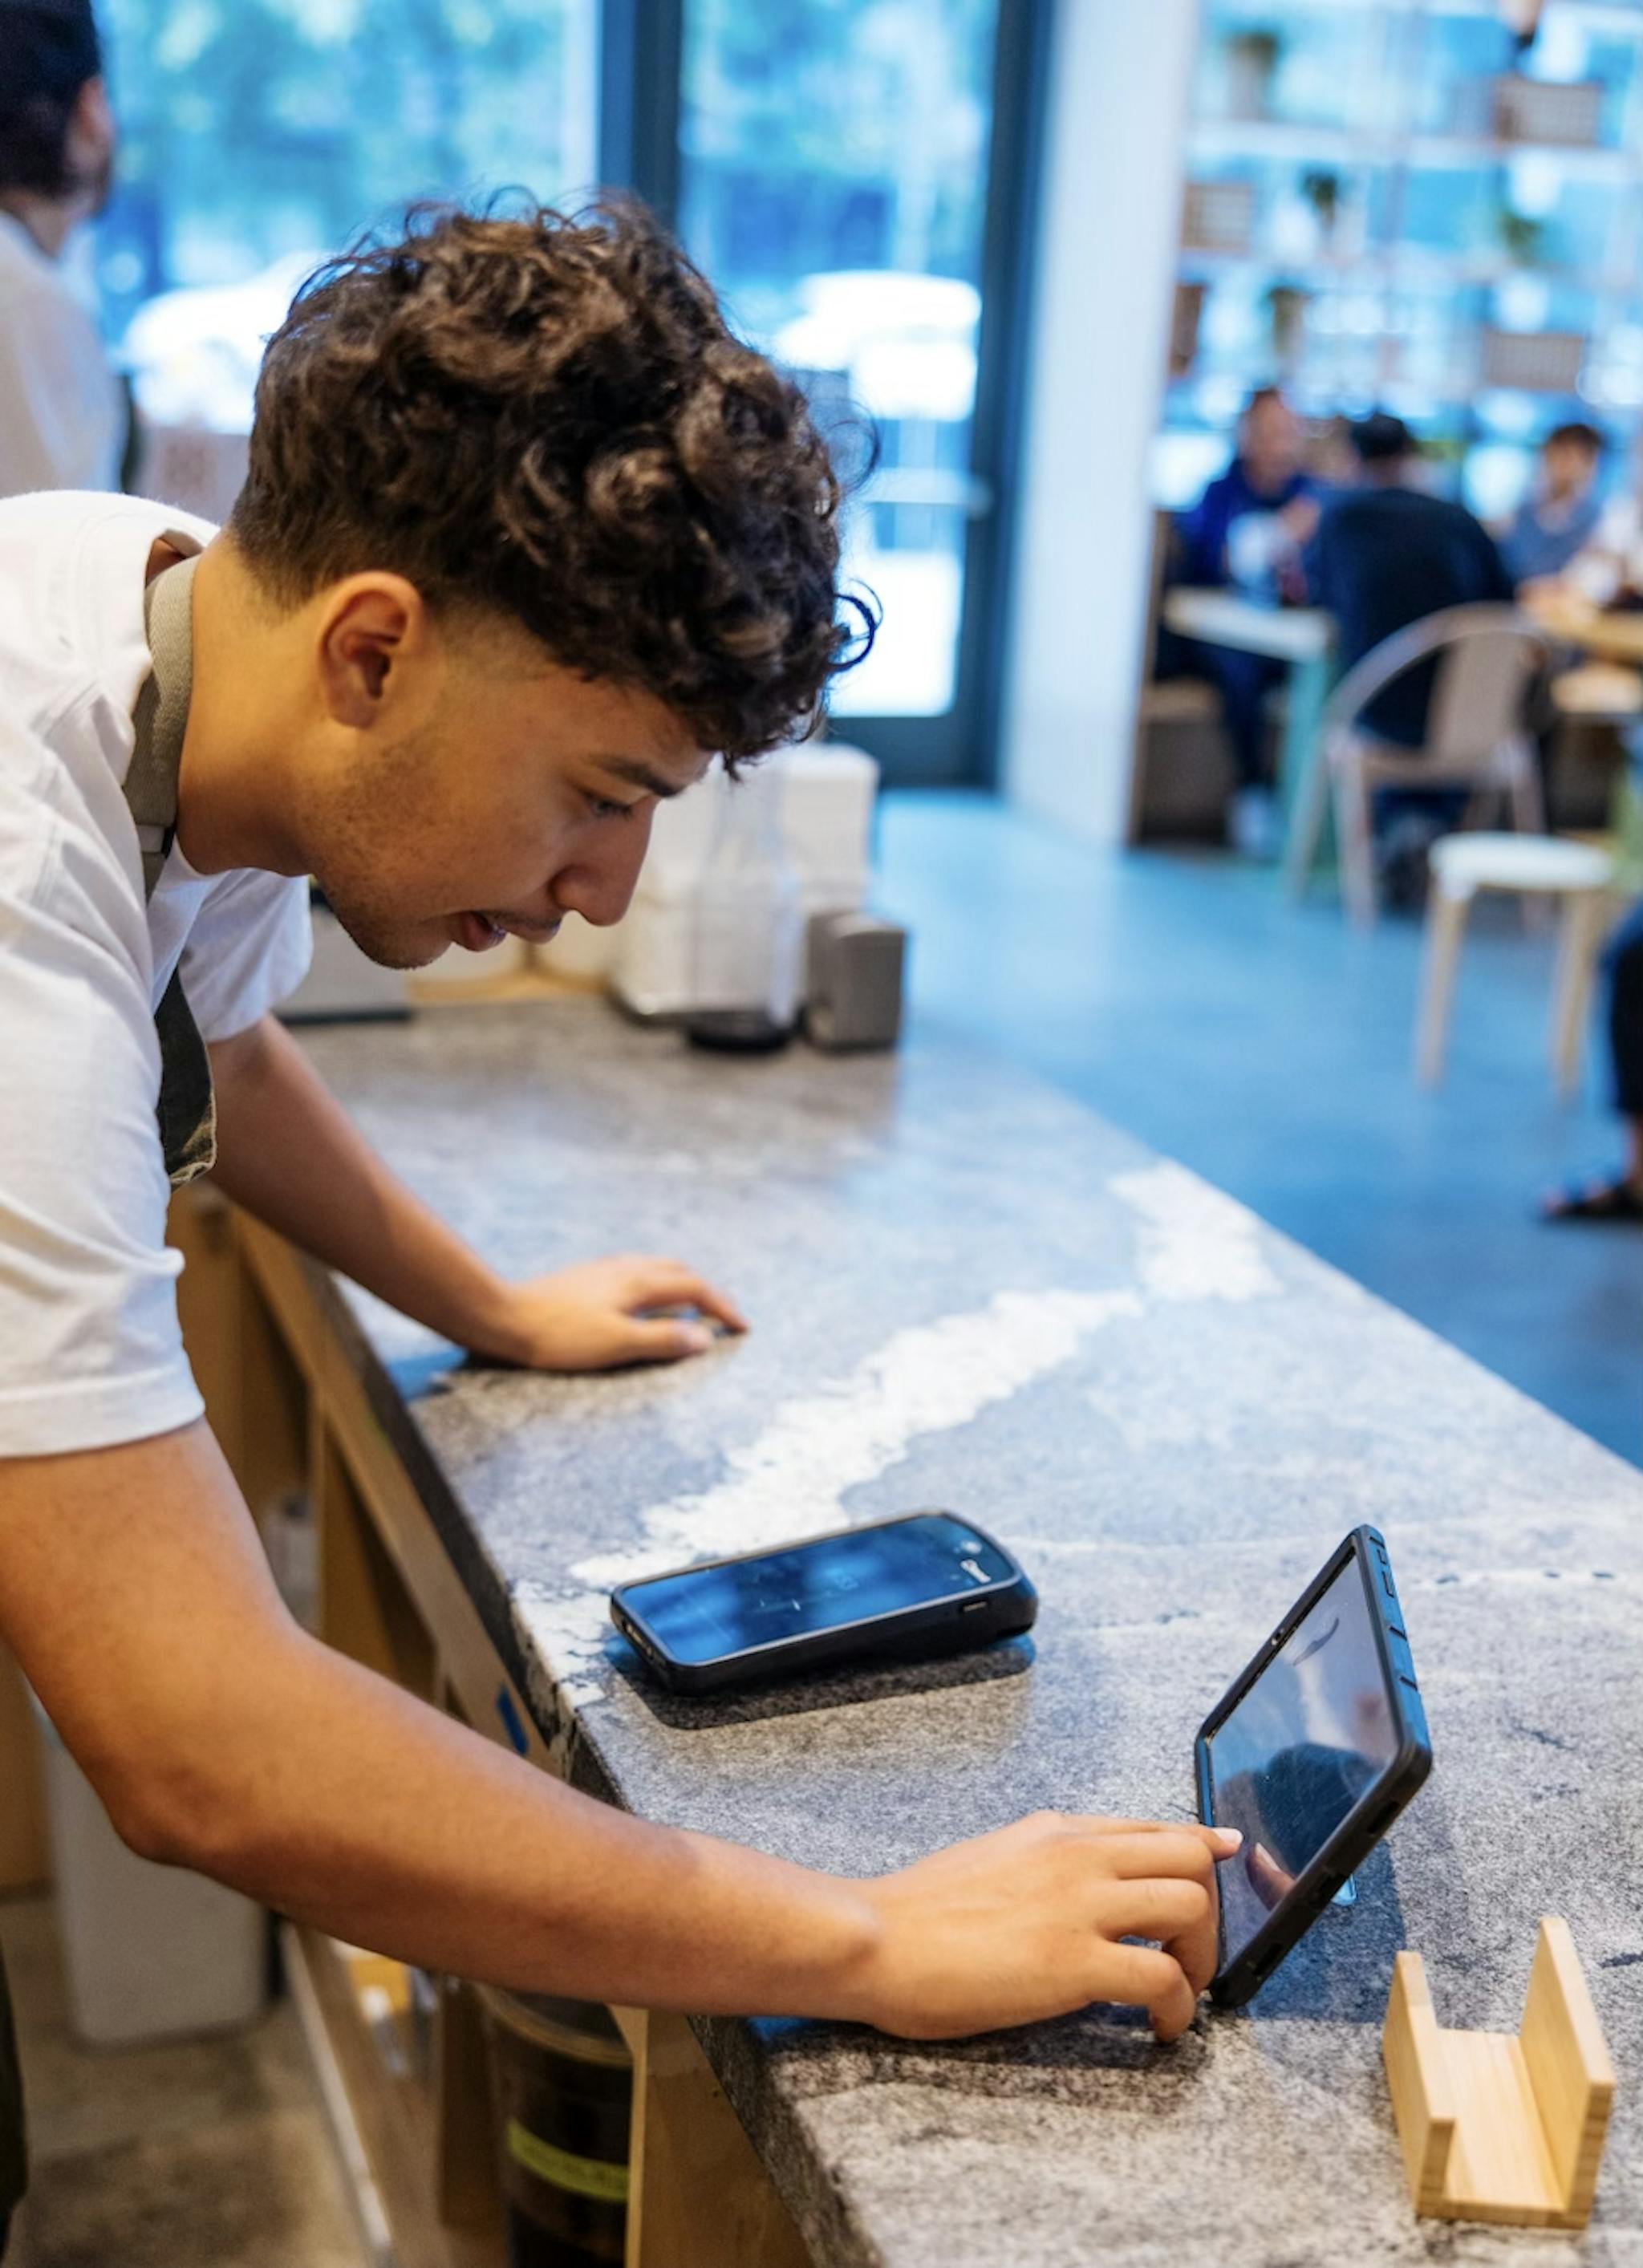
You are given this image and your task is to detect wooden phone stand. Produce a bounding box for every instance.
[1383,1918,1615,2229]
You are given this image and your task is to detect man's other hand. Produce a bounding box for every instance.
[481,1255,748,1371]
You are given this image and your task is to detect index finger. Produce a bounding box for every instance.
[631,1264,748,1334]
[1094,1828,1230,1996]
[1072,1817,1243,1865]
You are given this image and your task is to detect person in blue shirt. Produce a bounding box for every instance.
[1500,421,1604,588]
[1174,388,1317,857]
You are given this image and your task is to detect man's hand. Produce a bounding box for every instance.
[207,1020,747,1373]
[479,1255,748,1372]
[844,1812,1242,2042]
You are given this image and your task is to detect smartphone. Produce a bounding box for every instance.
[1196,1525,1432,2006]
[610,1511,1037,1695]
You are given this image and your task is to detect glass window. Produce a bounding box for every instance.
[93,0,600,428]
[676,0,1002,719]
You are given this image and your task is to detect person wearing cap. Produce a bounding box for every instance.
[1303,415,1514,898]
[0,0,124,497]
[0,203,1239,2254]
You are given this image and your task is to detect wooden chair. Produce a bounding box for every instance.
[1414,830,1618,1093]
[1126,511,1233,844]
[1287,605,1550,923]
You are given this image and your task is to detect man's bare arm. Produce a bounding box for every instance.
[205,1015,744,1369]
[0,1427,1235,2039]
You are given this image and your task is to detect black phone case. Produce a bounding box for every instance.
[1195,1525,1432,2007]
[610,1511,1038,1695]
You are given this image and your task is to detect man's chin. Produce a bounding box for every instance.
[323,902,450,973]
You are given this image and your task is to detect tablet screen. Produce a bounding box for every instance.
[1205,1555,1400,1970]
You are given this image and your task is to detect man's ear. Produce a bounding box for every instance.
[69,76,113,149]
[314,576,436,729]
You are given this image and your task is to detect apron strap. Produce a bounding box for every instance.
[130,554,200,901]
[128,553,217,1187]
[0,1945,22,2231]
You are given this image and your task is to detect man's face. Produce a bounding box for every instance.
[1543,437,1598,505]
[1242,397,1302,494]
[302,607,712,972]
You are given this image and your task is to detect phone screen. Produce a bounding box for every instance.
[620,1514,1016,1666]
[1205,1555,1400,1970]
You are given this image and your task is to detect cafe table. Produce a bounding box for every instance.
[1522,588,1643,858]
[1162,586,1336,869]
[63,995,1640,2268]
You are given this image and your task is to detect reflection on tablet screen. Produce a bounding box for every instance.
[1207,1558,1399,1968]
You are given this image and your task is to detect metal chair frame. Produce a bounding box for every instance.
[1286,605,1551,923]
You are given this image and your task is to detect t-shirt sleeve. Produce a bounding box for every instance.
[181,870,313,1042]
[0,274,124,495]
[0,781,203,1455]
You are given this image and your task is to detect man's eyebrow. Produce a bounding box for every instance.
[597,755,695,801]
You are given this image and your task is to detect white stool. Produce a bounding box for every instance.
[1416,833,1617,1093]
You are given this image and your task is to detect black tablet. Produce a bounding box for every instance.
[1195,1526,1432,2007]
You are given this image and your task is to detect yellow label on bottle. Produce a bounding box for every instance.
[506,2118,629,2205]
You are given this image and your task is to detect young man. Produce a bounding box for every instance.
[1174,387,1318,859]
[0,204,1236,2249]
[1500,421,1604,589]
[0,0,124,496]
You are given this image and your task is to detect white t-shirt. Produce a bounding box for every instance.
[0,215,124,498]
[1564,496,1643,607]
[0,490,312,1455]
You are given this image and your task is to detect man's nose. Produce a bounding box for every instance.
[554,805,657,928]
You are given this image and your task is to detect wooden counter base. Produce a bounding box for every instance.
[172,1185,810,2268]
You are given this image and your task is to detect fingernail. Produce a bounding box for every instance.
[680,1325,712,1354]
[1212,1828,1243,1854]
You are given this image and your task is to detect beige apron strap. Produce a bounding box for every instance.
[130,554,200,899]
[128,554,217,1187]
[0,1944,22,2234]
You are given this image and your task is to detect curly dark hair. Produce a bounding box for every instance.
[231,201,873,758]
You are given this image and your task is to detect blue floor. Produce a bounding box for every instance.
[877,789,1642,1463]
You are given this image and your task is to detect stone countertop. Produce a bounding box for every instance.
[294,999,1643,2268]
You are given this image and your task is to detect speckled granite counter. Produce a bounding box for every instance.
[294,999,1643,2268]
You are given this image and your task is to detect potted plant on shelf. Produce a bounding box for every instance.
[1264,282,1310,367]
[1496,206,1547,266]
[1224,27,1284,121]
[1300,168,1345,253]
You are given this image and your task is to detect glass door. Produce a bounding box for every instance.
[674,0,1045,785]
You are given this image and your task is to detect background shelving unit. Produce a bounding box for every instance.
[1158,0,1643,516]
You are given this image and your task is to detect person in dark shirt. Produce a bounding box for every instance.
[1306,414,1513,749]
[1175,387,1318,856]
[1303,416,1515,899]
[1177,387,1315,591]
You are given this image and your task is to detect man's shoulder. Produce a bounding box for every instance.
[1196,465,1247,509]
[1320,486,1469,533]
[0,489,216,550]
[0,493,218,729]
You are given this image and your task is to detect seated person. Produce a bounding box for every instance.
[1500,422,1604,588]
[1545,901,1643,1223]
[1304,415,1514,896]
[1174,386,1318,858]
[1552,469,1643,609]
